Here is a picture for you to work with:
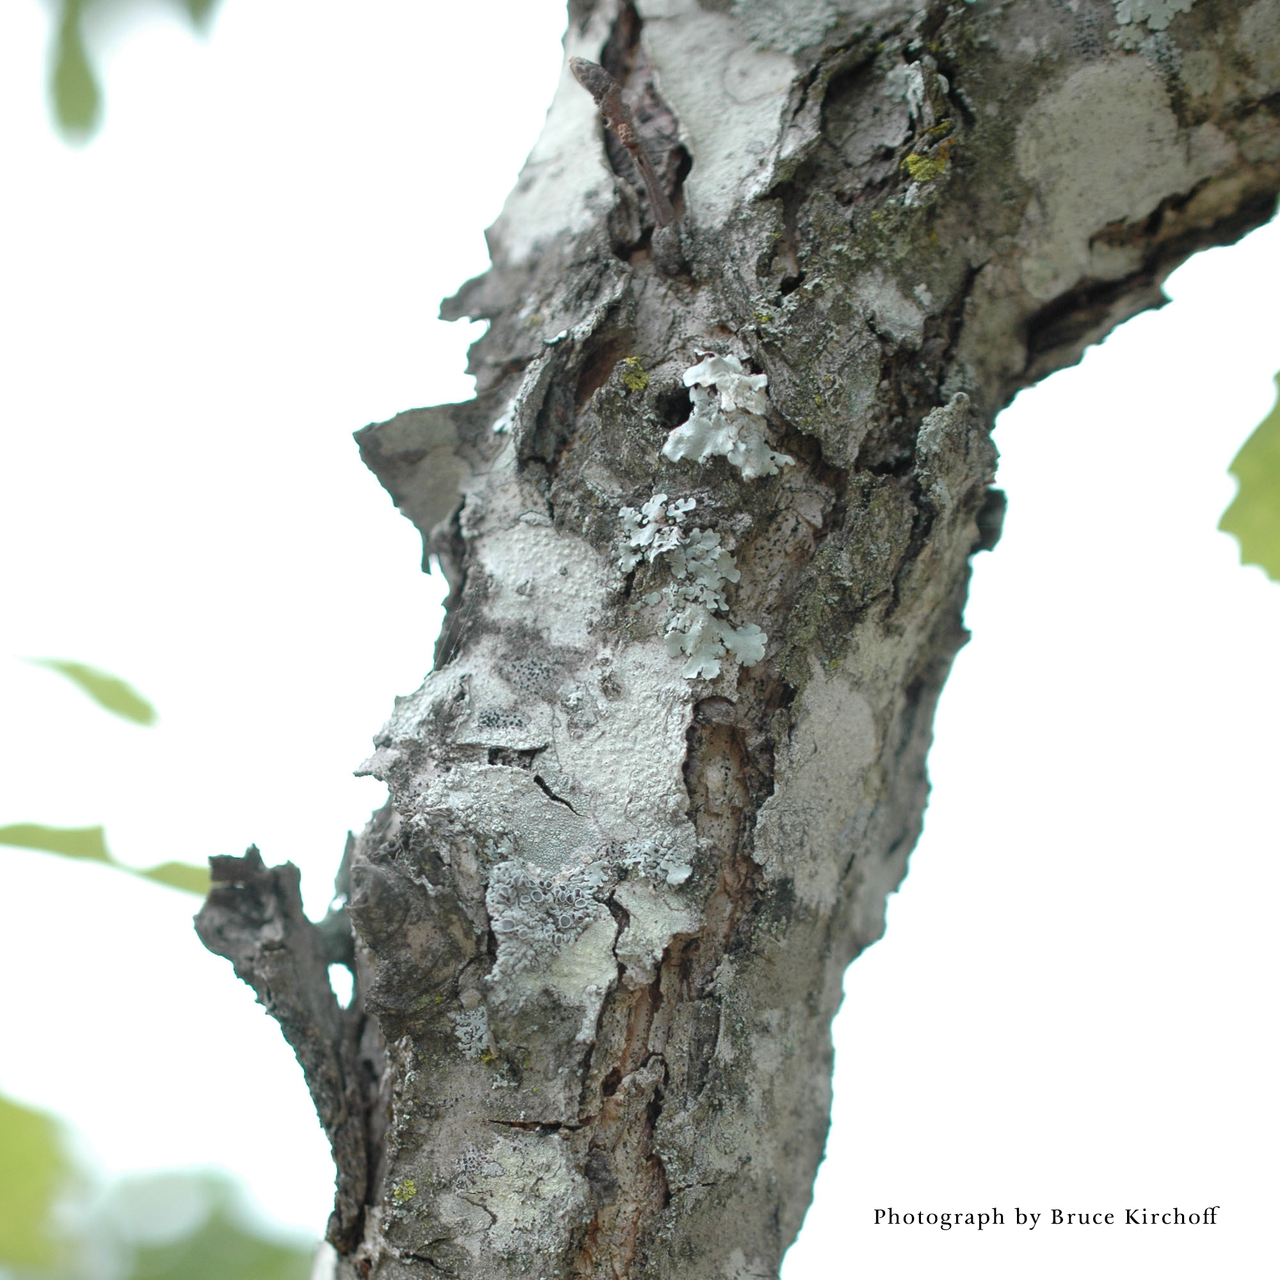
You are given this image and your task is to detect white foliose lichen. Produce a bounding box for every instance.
[663,354,794,480]
[618,493,767,680]
[883,62,928,120]
[1113,0,1194,32]
[486,859,606,983]
[452,1005,492,1059]
[618,835,693,888]
[618,492,696,572]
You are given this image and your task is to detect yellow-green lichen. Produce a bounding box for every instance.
[479,1048,498,1064]
[903,149,950,183]
[754,310,773,325]
[391,1178,417,1205]
[620,357,649,394]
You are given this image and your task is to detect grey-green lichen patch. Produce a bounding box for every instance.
[663,354,794,479]
[854,267,926,346]
[773,472,916,689]
[618,832,695,887]
[486,858,608,984]
[452,1003,492,1059]
[361,627,699,894]
[883,61,928,121]
[463,1132,585,1260]
[659,531,767,678]
[1113,0,1195,35]
[619,493,767,679]
[489,909,619,1066]
[619,492,698,571]
[432,1130,587,1266]
[723,1249,776,1280]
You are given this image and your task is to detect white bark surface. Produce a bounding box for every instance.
[199,1,1280,1276]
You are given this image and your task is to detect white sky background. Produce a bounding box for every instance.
[0,2,1276,1276]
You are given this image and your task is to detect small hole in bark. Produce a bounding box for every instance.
[601,1068,622,1097]
[779,271,805,296]
[655,383,692,427]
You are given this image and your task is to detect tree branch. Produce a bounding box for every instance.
[194,846,373,1252]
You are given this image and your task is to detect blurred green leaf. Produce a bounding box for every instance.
[5,663,206,893]
[46,0,225,142]
[0,823,208,896]
[28,658,158,725]
[137,861,211,895]
[0,1115,316,1280]
[0,1094,72,1270]
[1220,371,1280,582]
[51,0,101,141]
[130,1206,313,1280]
[0,822,113,864]
[179,0,222,27]
[108,1172,313,1280]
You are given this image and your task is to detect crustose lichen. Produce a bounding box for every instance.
[486,860,602,984]
[619,493,766,680]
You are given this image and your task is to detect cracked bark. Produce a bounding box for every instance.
[199,2,1279,1277]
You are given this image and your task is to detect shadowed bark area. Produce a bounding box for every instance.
[200,1,1279,1277]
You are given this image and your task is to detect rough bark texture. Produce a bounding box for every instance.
[199,2,1279,1277]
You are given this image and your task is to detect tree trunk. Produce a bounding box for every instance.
[196,1,1280,1276]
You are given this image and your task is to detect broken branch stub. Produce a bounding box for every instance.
[194,847,371,1253]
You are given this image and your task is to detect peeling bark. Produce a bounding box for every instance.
[199,1,1280,1277]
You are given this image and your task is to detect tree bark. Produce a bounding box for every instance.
[198,1,1280,1277]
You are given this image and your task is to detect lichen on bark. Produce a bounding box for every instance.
[199,1,1280,1277]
